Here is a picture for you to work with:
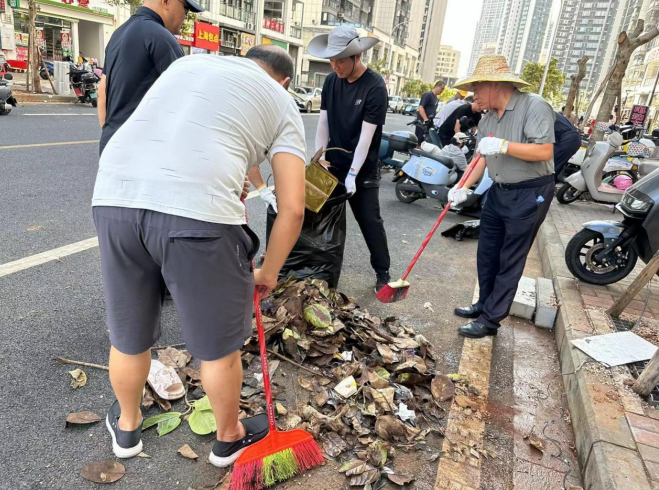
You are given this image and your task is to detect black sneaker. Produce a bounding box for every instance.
[208,414,270,468]
[105,400,143,459]
[375,271,391,294]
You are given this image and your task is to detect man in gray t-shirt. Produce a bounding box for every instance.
[448,55,556,339]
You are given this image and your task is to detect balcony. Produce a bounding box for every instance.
[290,25,302,38]
[322,0,340,10]
[218,2,256,24]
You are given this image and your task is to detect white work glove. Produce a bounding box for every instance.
[258,186,278,213]
[345,174,357,196]
[478,137,506,156]
[448,187,471,205]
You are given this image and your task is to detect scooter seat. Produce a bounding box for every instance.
[409,148,455,169]
[640,161,659,175]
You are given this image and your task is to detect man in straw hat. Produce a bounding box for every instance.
[449,55,556,339]
[309,26,392,293]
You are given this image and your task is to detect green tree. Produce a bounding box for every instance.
[368,58,391,78]
[520,58,566,106]
[439,88,456,103]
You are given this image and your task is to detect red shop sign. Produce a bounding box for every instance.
[194,22,219,51]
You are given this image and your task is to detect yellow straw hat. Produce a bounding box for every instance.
[454,55,529,92]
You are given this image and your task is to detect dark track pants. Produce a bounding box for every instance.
[475,180,555,329]
[348,185,391,274]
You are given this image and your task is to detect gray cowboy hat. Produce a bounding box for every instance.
[308,26,379,59]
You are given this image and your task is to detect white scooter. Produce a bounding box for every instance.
[557,132,659,205]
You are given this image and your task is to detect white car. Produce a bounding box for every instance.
[292,86,322,113]
[388,96,405,113]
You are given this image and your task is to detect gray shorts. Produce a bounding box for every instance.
[93,206,259,361]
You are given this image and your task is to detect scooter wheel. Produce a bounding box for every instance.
[556,183,582,204]
[395,179,421,204]
[91,99,98,108]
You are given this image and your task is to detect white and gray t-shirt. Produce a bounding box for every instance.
[92,55,306,225]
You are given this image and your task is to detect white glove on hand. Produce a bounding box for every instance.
[478,137,506,156]
[345,174,357,195]
[448,187,471,205]
[258,186,278,213]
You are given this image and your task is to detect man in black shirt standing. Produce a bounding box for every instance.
[97,0,203,155]
[415,81,445,144]
[309,26,391,293]
[437,99,482,146]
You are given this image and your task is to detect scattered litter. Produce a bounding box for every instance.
[334,375,358,398]
[68,369,87,389]
[396,403,416,423]
[571,331,657,367]
[423,302,434,312]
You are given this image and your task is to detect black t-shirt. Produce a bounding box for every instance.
[321,68,388,184]
[553,111,581,175]
[438,104,482,146]
[417,90,438,120]
[100,7,183,155]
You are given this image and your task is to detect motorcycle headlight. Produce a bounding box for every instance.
[621,193,652,212]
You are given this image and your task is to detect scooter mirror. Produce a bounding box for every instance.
[608,132,624,148]
[3,73,12,80]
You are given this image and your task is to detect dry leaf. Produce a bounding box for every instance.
[80,461,126,484]
[377,343,397,364]
[137,452,151,458]
[69,369,87,389]
[178,444,199,460]
[340,459,367,475]
[298,376,314,392]
[158,347,191,369]
[324,432,348,458]
[528,433,545,453]
[275,403,288,416]
[66,411,101,426]
[454,395,475,409]
[387,473,415,485]
[431,374,455,402]
[369,387,396,412]
[348,465,380,486]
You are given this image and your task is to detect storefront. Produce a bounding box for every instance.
[0,0,114,69]
[261,36,287,50]
[177,21,220,55]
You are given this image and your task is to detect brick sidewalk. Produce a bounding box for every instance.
[549,199,659,320]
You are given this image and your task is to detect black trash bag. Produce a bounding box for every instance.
[266,188,349,288]
[441,219,480,241]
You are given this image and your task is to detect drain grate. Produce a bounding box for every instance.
[610,315,659,407]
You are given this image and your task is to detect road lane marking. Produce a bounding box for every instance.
[0,189,268,278]
[0,140,99,150]
[23,113,97,116]
[434,284,494,490]
[0,237,99,278]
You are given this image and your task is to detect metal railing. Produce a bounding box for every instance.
[290,26,302,38]
[322,0,340,9]
[218,2,256,24]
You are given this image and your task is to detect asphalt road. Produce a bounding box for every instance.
[0,105,579,489]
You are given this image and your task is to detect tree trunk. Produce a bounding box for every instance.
[580,66,614,131]
[633,349,659,397]
[587,20,659,147]
[28,0,42,93]
[564,56,589,118]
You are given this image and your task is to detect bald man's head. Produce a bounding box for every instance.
[246,45,294,87]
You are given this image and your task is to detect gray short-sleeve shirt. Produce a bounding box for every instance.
[477,90,556,184]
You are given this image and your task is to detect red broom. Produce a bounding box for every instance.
[231,201,324,490]
[376,142,489,304]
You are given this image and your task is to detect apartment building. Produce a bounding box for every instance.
[406,0,447,83]
[435,45,460,85]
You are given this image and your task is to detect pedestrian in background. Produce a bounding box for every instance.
[308,26,392,293]
[92,46,306,465]
[553,111,581,181]
[449,55,555,339]
[415,81,445,144]
[437,96,482,147]
[97,0,203,155]
[446,89,468,104]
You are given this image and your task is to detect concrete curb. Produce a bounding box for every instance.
[537,212,654,490]
[13,92,78,104]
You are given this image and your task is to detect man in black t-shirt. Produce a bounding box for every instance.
[97,0,203,155]
[309,26,391,293]
[437,100,483,146]
[415,81,445,144]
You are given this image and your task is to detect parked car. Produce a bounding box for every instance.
[292,86,322,113]
[388,96,405,113]
[402,98,420,115]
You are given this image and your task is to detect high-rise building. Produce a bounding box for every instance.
[468,0,507,74]
[553,0,635,98]
[435,45,460,85]
[407,0,448,82]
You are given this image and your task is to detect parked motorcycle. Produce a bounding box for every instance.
[40,60,54,80]
[379,120,443,170]
[565,166,659,285]
[557,133,659,205]
[0,73,17,115]
[67,59,100,107]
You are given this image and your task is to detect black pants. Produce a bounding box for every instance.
[348,185,391,274]
[475,180,555,329]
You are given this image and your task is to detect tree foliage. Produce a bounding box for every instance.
[368,58,391,78]
[401,79,433,97]
[439,88,456,102]
[520,58,565,105]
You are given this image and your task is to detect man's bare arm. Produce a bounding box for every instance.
[418,105,428,122]
[97,75,107,128]
[247,166,266,189]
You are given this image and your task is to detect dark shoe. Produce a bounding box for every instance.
[454,304,483,319]
[105,400,143,459]
[458,321,498,339]
[208,413,270,468]
[375,271,391,293]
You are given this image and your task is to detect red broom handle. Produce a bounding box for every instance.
[400,146,486,282]
[242,194,278,433]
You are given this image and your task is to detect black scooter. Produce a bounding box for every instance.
[68,61,100,107]
[0,73,17,115]
[565,167,659,285]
